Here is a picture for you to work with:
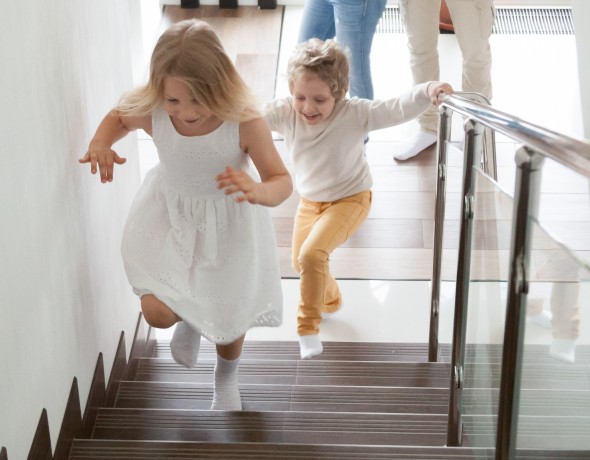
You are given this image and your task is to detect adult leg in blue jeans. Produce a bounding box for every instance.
[298,0,387,100]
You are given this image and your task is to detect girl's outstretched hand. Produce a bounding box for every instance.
[79,146,127,183]
[216,165,261,204]
[427,82,454,106]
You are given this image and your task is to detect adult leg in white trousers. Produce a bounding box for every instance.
[394,0,495,161]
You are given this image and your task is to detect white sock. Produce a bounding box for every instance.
[550,339,576,364]
[211,355,242,411]
[393,129,437,161]
[527,310,552,329]
[170,321,201,368]
[299,334,323,359]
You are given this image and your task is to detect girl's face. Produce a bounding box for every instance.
[162,77,217,134]
[291,70,336,126]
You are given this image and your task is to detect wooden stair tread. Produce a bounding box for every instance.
[69,440,590,459]
[150,340,431,362]
[134,358,451,387]
[115,381,590,416]
[115,381,449,413]
[462,362,590,390]
[92,408,448,446]
[462,388,590,416]
[133,356,590,389]
[150,341,590,364]
[91,409,590,449]
[462,414,590,449]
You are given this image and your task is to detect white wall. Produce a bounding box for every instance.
[572,1,590,138]
[0,1,142,459]
[129,0,164,85]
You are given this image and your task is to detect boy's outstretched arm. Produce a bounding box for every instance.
[79,109,151,183]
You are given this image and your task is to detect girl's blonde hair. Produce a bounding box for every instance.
[119,19,258,122]
[287,38,349,102]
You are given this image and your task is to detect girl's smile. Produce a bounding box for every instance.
[163,77,220,135]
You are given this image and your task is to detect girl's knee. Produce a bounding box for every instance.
[216,335,245,361]
[140,295,179,328]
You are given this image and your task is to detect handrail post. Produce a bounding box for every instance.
[446,118,484,446]
[483,128,498,180]
[495,147,544,460]
[429,105,453,362]
[450,92,498,181]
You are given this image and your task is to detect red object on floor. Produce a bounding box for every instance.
[440,0,454,33]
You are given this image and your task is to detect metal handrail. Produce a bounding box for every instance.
[441,94,590,176]
[428,93,590,459]
[449,92,498,180]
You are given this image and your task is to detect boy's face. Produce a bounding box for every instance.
[291,70,336,126]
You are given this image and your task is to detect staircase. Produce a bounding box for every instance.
[67,338,590,459]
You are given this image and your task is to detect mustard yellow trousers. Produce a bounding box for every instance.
[292,190,372,335]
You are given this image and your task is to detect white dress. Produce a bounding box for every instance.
[121,109,283,344]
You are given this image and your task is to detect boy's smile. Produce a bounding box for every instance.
[291,70,336,126]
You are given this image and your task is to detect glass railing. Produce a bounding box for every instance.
[453,163,590,453]
[431,94,590,459]
[515,157,590,451]
[459,167,514,449]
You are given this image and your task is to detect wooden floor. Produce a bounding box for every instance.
[157,6,590,282]
[160,6,283,103]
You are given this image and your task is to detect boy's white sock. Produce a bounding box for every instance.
[298,334,323,359]
[393,129,437,161]
[170,321,201,368]
[550,339,576,364]
[211,355,242,411]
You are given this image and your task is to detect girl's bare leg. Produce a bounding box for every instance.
[141,294,201,368]
[140,294,181,328]
[216,334,245,360]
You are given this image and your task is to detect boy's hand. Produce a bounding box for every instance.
[427,82,454,106]
[79,146,127,183]
[216,165,260,204]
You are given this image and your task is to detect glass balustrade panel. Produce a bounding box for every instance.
[460,167,513,449]
[516,156,590,451]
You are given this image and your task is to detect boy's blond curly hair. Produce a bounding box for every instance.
[287,38,350,102]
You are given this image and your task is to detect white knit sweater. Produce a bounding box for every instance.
[263,82,432,202]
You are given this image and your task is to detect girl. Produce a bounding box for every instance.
[264,39,452,359]
[80,19,292,411]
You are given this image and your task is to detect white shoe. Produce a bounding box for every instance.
[550,339,576,364]
[393,129,437,161]
[527,310,552,329]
